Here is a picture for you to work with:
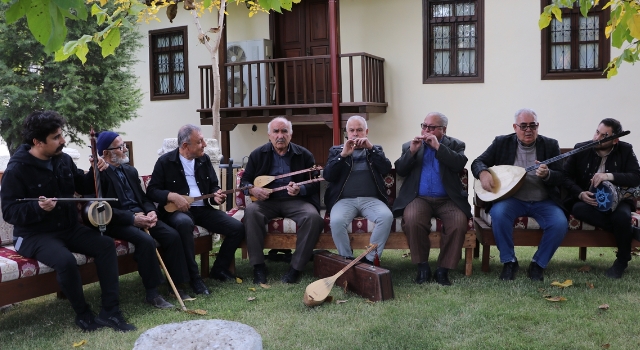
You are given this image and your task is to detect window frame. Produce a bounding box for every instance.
[540,1,610,80]
[148,26,190,101]
[422,0,485,84]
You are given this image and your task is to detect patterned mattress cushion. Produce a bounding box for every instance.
[0,240,135,283]
[479,210,640,230]
[230,168,472,234]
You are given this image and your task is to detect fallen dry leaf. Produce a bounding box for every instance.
[259,283,271,289]
[336,300,348,304]
[543,294,552,298]
[632,251,640,256]
[248,287,256,292]
[73,340,87,347]
[551,280,573,288]
[365,300,375,304]
[578,265,591,272]
[545,296,567,302]
[186,309,207,315]
[401,253,410,258]
[342,280,348,293]
[235,277,243,284]
[537,288,546,293]
[586,282,594,289]
[247,297,256,301]
[598,304,609,310]
[602,344,610,349]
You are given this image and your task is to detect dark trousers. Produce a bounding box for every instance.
[16,224,119,315]
[401,196,468,270]
[163,206,245,279]
[572,201,633,262]
[244,199,323,271]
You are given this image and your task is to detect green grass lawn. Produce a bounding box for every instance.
[2,246,639,350]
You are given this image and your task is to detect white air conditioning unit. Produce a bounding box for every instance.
[227,39,274,107]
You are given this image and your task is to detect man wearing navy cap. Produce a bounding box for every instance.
[87,131,193,306]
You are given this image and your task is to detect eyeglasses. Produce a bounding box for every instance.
[420,124,444,131]
[516,123,539,131]
[105,144,126,151]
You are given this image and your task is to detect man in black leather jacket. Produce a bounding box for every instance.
[563,118,640,278]
[324,115,392,266]
[147,124,245,294]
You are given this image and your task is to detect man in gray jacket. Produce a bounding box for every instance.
[392,112,471,286]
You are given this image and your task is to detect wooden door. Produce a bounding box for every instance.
[274,0,331,104]
[291,124,333,167]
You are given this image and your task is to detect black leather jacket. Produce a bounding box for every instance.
[323,144,392,214]
[146,148,221,217]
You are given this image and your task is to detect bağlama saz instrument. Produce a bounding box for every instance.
[474,131,631,203]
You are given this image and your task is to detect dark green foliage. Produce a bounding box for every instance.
[0,3,142,154]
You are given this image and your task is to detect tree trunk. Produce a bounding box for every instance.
[190,0,227,143]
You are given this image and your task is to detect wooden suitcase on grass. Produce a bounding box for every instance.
[313,251,394,302]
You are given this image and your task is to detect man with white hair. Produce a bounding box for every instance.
[324,115,393,265]
[393,112,471,286]
[241,117,323,284]
[471,108,568,282]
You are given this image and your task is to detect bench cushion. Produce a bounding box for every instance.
[478,209,640,230]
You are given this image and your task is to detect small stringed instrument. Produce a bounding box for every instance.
[253,166,322,188]
[163,185,253,213]
[82,128,112,234]
[303,244,378,307]
[250,177,324,201]
[474,130,631,202]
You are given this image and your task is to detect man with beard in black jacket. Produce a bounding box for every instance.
[0,111,135,332]
[563,118,640,278]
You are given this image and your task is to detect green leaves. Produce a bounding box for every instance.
[101,26,120,58]
[6,0,31,24]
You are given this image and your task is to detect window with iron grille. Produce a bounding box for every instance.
[149,26,189,100]
[540,1,610,80]
[423,0,484,83]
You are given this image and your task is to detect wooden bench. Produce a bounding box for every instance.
[228,168,477,276]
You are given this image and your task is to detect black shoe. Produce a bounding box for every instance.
[95,310,136,332]
[281,267,301,284]
[146,295,174,309]
[210,268,237,282]
[75,310,103,332]
[171,288,193,301]
[360,257,374,265]
[190,278,210,295]
[500,260,519,281]
[415,262,431,284]
[527,262,544,281]
[433,267,452,286]
[253,264,268,284]
[605,259,628,279]
[632,226,640,242]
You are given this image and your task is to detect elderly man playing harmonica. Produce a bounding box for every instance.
[392,112,471,286]
[324,115,393,266]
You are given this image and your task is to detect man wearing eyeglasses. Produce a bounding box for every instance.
[324,115,393,266]
[471,108,567,282]
[563,118,640,278]
[392,112,471,286]
[87,131,191,309]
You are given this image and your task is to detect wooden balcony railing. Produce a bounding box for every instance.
[198,52,385,111]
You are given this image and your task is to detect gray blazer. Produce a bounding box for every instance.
[392,135,471,218]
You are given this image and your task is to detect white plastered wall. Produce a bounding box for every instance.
[227,0,640,173]
[66,0,639,181]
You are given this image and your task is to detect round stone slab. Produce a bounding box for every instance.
[134,320,262,350]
